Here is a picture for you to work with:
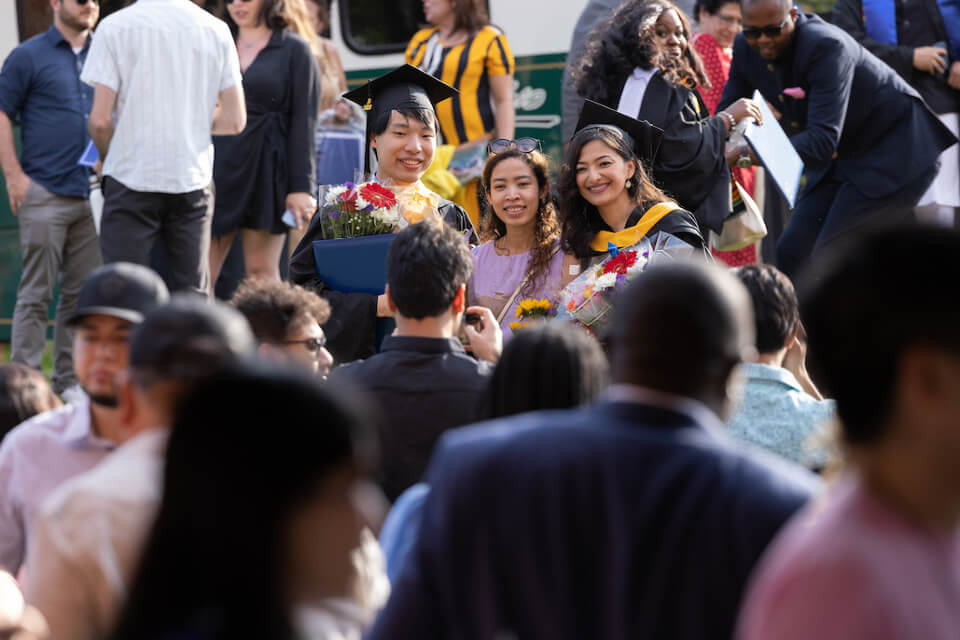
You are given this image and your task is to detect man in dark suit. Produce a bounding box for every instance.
[718,0,956,279]
[367,261,821,640]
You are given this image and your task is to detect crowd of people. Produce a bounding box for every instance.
[1,0,960,638]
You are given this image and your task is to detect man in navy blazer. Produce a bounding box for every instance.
[367,262,821,640]
[718,0,956,279]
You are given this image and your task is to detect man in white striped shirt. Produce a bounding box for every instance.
[81,0,246,294]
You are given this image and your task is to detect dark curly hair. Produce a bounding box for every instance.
[558,126,670,261]
[575,0,708,107]
[479,148,561,298]
[230,278,331,344]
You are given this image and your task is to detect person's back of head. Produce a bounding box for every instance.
[109,366,376,640]
[799,226,960,449]
[484,322,608,418]
[386,222,473,321]
[123,296,257,429]
[0,365,61,443]
[608,261,756,418]
[734,264,799,356]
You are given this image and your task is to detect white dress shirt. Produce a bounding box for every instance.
[80,0,242,193]
[616,66,657,119]
[0,394,115,574]
[22,428,168,640]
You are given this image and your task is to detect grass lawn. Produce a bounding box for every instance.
[0,340,55,379]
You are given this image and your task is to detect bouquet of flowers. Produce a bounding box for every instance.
[556,232,695,335]
[322,181,401,238]
[509,298,557,332]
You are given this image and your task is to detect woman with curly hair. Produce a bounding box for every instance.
[575,0,761,237]
[559,103,707,275]
[468,140,568,339]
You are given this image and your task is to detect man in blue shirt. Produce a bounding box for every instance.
[0,0,103,394]
[728,264,834,469]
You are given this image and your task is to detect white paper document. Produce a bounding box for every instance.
[743,90,804,208]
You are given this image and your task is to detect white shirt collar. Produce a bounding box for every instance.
[604,383,727,434]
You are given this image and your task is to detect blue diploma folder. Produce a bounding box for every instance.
[313,234,397,350]
[77,140,99,167]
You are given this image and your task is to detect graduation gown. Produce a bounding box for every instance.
[587,204,708,264]
[289,199,475,364]
[608,71,732,235]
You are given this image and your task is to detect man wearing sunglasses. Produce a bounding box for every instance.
[230,278,335,379]
[718,0,956,280]
[0,0,105,394]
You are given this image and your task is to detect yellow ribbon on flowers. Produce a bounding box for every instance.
[589,201,680,252]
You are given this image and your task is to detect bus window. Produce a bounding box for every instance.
[339,0,425,55]
[16,0,50,40]
[15,0,133,42]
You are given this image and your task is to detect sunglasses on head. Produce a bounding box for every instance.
[742,16,789,40]
[487,137,542,155]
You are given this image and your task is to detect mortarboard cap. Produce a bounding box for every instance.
[344,65,458,172]
[574,99,664,167]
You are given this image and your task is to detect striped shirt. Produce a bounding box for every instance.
[406,25,515,145]
[80,0,241,194]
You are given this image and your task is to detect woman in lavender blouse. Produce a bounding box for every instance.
[468,140,571,339]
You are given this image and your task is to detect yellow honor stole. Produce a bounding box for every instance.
[589,201,680,252]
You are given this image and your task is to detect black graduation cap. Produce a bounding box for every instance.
[343,64,458,172]
[574,99,664,166]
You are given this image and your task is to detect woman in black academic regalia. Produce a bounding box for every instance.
[559,100,708,283]
[289,65,476,365]
[574,0,762,236]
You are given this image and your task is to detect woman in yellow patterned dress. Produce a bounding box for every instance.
[406,0,516,228]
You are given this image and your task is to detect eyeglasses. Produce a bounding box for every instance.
[281,336,328,353]
[742,17,789,40]
[74,0,99,5]
[487,137,542,155]
[224,0,254,4]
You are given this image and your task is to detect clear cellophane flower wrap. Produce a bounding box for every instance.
[378,178,443,227]
[556,232,696,335]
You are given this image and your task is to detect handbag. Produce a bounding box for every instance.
[711,178,767,252]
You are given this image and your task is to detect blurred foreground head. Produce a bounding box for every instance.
[608,261,756,419]
[110,366,376,640]
[799,226,960,450]
[484,322,608,418]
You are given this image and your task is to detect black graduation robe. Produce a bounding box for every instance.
[586,204,708,265]
[605,70,732,235]
[289,199,475,364]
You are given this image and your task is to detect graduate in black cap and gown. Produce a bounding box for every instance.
[290,65,477,364]
[558,99,707,281]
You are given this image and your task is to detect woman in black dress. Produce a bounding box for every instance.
[574,0,761,236]
[211,0,320,286]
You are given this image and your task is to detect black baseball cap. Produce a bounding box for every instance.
[574,99,664,167]
[129,296,256,382]
[68,263,170,326]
